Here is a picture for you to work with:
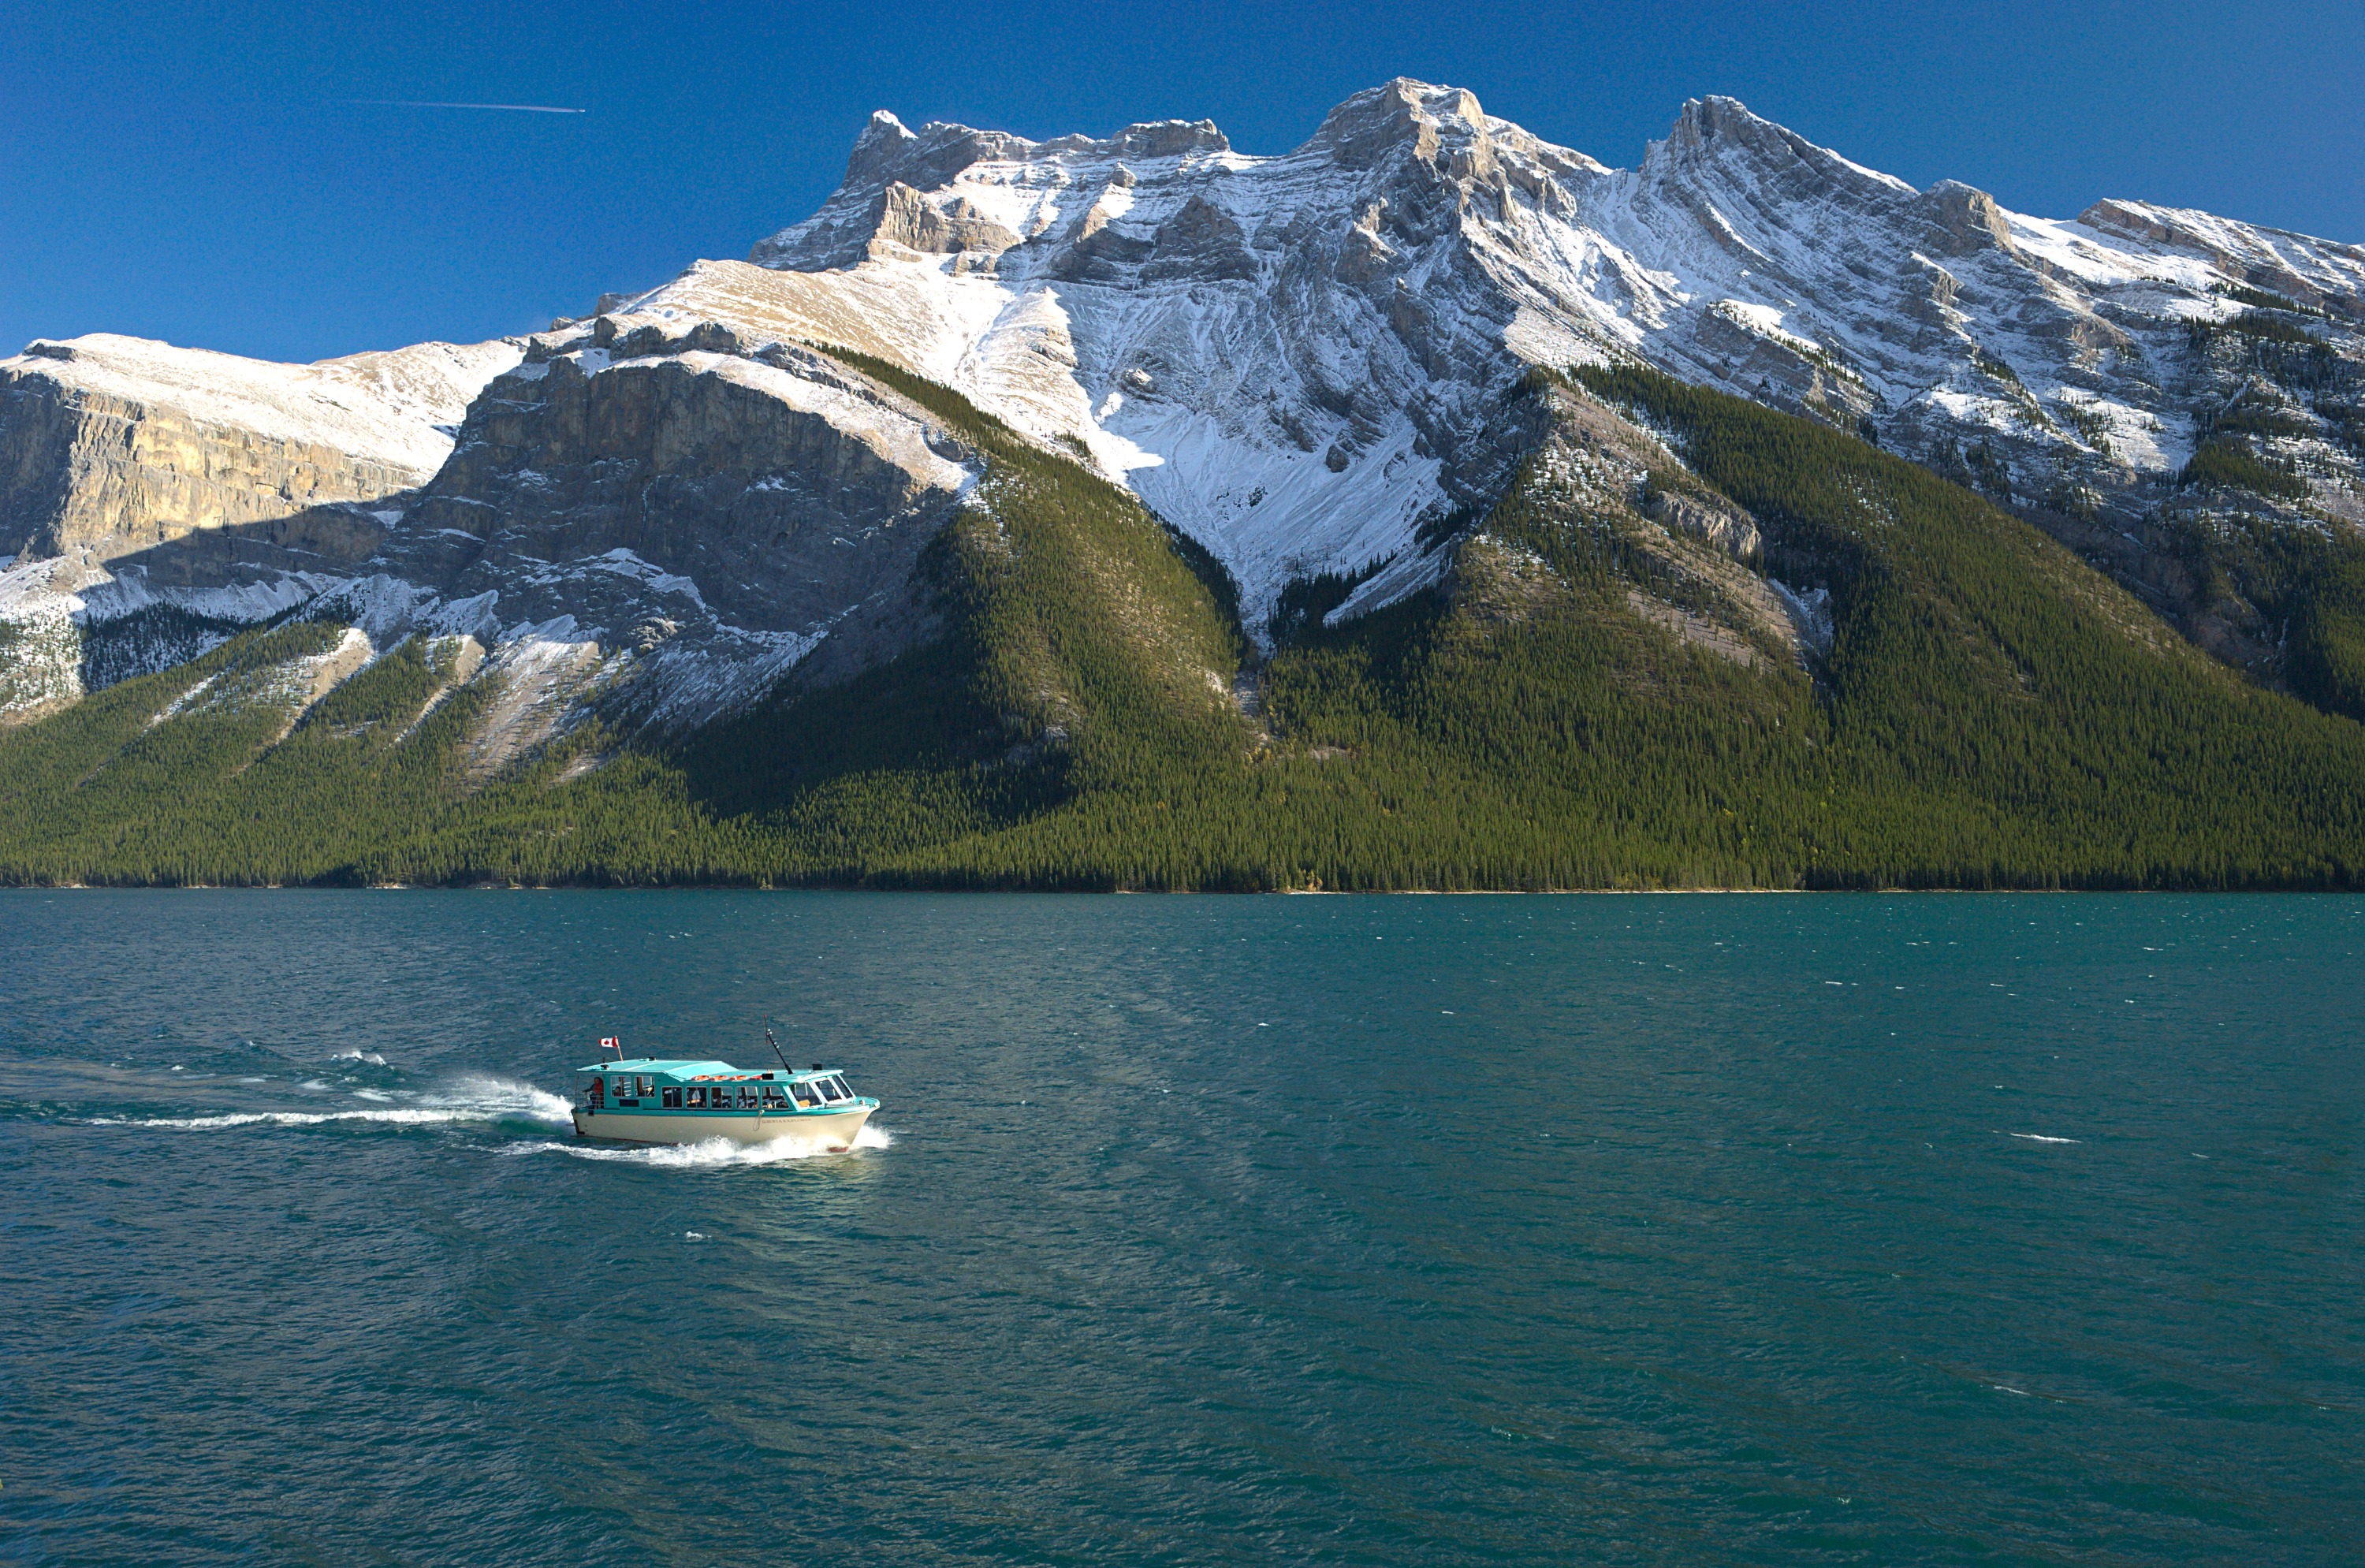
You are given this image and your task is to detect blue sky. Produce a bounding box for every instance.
[6,0,2359,364]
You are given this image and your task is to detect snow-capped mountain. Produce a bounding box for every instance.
[650,79,2364,619]
[2,79,2359,744]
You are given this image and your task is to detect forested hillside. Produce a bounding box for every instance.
[3,365,2362,889]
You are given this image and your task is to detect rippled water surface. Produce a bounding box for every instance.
[2,891,2360,1563]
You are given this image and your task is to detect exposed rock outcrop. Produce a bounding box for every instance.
[0,334,520,565]
[317,326,981,730]
[0,323,977,738]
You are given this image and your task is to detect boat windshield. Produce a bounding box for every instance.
[825,1076,854,1102]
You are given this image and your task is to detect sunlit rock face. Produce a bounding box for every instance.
[339,323,980,729]
[0,324,975,734]
[0,334,521,564]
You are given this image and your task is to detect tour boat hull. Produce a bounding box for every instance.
[571,1103,873,1152]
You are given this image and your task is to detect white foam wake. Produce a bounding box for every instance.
[2002,1131,2080,1144]
[505,1123,894,1168]
[423,1075,575,1123]
[96,1108,469,1130]
[92,1075,574,1132]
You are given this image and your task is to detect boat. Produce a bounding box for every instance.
[570,1034,878,1151]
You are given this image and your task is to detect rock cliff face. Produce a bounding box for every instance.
[0,323,977,742]
[319,322,978,731]
[0,334,521,564]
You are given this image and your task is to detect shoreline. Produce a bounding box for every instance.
[3,881,2357,896]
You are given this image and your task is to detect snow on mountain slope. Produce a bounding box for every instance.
[0,322,978,742]
[2,333,522,477]
[695,80,2360,626]
[0,330,527,721]
[7,77,2362,748]
[2069,199,2365,306]
[665,89,1506,620]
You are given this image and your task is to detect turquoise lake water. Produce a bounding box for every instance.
[1,891,2359,1563]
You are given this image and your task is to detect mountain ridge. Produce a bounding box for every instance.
[5,359,2361,890]
[2,80,2362,888]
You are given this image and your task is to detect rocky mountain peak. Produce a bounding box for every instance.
[1661,95,1771,153]
[1311,78,1492,173]
[712,78,2365,635]
[1919,179,2018,256]
[855,120,1030,199]
[752,104,1238,273]
[1652,95,1796,170]
[840,110,918,186]
[1073,119,1231,161]
[1643,95,1917,212]
[828,107,1231,195]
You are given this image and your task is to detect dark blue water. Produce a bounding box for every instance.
[2,892,2359,1564]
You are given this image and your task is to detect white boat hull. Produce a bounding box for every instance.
[571,1104,873,1151]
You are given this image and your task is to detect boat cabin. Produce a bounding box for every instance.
[575,1058,866,1115]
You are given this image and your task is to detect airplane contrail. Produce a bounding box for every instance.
[350,100,587,114]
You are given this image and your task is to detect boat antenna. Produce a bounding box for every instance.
[762,1017,793,1074]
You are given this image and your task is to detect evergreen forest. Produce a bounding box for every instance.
[3,363,2363,890]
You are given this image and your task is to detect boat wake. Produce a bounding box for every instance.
[505,1123,895,1168]
[88,1075,574,1132]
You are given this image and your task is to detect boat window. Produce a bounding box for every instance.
[826,1077,853,1101]
[661,1087,683,1109]
[737,1086,759,1110]
[791,1081,819,1108]
[635,1075,654,1098]
[762,1087,789,1110]
[687,1086,706,1108]
[610,1075,632,1099]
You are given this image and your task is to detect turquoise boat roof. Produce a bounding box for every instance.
[575,1058,843,1081]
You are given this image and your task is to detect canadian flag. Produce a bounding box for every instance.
[600,1037,620,1052]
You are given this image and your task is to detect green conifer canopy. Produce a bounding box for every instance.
[3,364,2362,890]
